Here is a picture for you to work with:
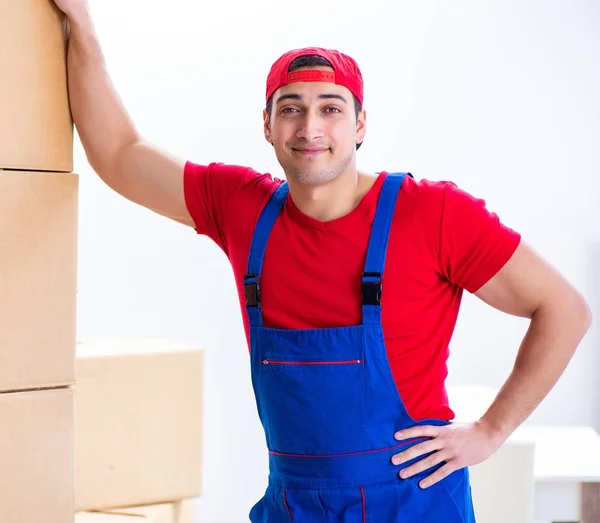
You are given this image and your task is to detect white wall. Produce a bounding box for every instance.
[77,1,600,521]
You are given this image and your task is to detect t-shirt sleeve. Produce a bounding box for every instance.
[183,161,273,253]
[439,182,521,293]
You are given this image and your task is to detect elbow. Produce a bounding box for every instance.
[534,288,593,340]
[581,297,593,332]
[570,292,593,340]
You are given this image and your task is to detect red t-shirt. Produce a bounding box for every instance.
[184,161,521,421]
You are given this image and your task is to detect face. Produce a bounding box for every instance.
[264,66,367,186]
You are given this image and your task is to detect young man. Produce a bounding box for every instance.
[55,1,592,521]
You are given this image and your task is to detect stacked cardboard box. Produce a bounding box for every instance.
[76,514,150,523]
[0,0,73,172]
[0,1,77,522]
[75,339,204,522]
[76,499,196,523]
[104,499,196,523]
[2,3,203,521]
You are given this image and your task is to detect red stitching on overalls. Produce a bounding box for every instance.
[283,490,294,522]
[269,437,428,458]
[262,359,363,365]
[360,485,366,523]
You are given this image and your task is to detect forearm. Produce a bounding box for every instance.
[480,293,591,441]
[66,10,139,176]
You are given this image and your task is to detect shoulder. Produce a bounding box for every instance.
[183,161,284,243]
[391,173,458,222]
[400,174,456,199]
[390,172,512,242]
[397,174,491,216]
[185,161,283,192]
[185,161,284,211]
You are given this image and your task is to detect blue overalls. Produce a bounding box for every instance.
[244,173,476,522]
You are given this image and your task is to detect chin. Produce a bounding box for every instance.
[277,147,354,185]
[285,166,342,186]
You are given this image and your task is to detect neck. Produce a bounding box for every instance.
[286,168,377,222]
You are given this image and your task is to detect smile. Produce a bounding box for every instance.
[292,148,329,156]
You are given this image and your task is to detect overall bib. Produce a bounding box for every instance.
[245,173,476,522]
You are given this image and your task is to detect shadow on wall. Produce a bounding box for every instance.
[587,241,600,432]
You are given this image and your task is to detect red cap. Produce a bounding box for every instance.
[265,47,364,106]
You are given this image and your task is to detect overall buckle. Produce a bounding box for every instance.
[244,273,260,307]
[362,272,382,306]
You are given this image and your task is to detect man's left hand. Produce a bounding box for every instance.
[391,421,504,489]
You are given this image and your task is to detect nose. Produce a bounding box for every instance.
[295,111,325,143]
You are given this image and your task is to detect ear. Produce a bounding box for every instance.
[263,109,273,145]
[355,109,367,144]
[355,108,367,147]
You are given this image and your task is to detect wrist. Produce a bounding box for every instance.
[477,417,510,445]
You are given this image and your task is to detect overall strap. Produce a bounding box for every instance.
[362,173,412,326]
[244,182,289,327]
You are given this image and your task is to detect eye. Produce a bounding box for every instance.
[280,107,300,114]
[324,107,342,114]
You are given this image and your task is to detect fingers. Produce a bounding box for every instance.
[391,439,442,466]
[391,424,462,488]
[394,425,441,441]
[397,450,450,482]
[419,462,457,489]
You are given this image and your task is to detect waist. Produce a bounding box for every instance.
[267,437,428,489]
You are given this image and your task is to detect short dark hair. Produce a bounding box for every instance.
[265,55,362,120]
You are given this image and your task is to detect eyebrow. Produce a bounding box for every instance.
[275,93,348,104]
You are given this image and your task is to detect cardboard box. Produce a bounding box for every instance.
[0,387,74,523]
[106,499,196,523]
[470,439,535,523]
[0,170,78,392]
[75,339,203,510]
[0,0,73,171]
[76,514,152,523]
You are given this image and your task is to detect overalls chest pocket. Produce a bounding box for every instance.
[254,325,370,456]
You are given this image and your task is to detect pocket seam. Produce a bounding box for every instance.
[438,468,466,522]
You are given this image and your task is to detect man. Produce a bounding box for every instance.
[54,0,592,521]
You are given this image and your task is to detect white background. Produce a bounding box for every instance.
[75,1,600,521]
